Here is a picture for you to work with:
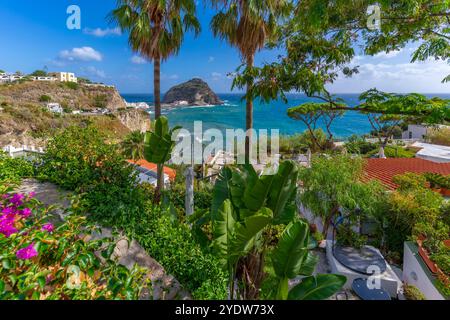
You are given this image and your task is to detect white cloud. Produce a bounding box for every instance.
[81,66,106,78]
[208,56,215,63]
[331,59,450,93]
[374,49,402,59]
[131,55,147,64]
[58,47,103,62]
[83,27,122,37]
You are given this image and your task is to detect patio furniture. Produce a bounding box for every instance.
[331,208,387,275]
[351,278,391,300]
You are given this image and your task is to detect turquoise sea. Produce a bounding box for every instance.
[121,93,450,139]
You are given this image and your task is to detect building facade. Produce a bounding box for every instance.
[49,72,78,83]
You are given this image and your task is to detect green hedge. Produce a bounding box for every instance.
[123,205,228,300]
[0,152,34,183]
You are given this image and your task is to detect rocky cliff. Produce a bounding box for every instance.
[116,109,151,133]
[163,78,223,106]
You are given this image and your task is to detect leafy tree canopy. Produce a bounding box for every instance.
[29,70,47,77]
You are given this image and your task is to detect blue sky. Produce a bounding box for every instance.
[0,0,449,94]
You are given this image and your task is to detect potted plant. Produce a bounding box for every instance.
[424,173,450,196]
[416,238,439,274]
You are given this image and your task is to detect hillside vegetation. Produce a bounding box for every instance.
[0,81,126,111]
[0,82,151,147]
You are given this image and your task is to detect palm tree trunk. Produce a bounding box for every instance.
[154,56,162,119]
[245,55,254,164]
[154,55,164,203]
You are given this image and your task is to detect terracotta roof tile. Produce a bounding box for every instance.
[126,159,177,181]
[363,158,450,190]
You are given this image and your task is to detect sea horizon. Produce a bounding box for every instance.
[121,92,450,139]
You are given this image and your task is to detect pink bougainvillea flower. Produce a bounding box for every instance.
[9,194,25,206]
[0,220,18,237]
[19,208,32,218]
[16,243,38,260]
[28,192,36,199]
[1,207,16,215]
[41,223,54,233]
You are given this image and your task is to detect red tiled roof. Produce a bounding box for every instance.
[127,159,177,181]
[363,158,450,190]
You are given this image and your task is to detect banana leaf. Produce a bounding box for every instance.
[212,199,236,268]
[229,207,273,265]
[211,167,233,218]
[272,220,310,279]
[243,174,275,212]
[144,116,181,164]
[267,160,299,224]
[288,274,347,300]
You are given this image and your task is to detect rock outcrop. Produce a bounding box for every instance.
[163,78,223,106]
[115,109,151,133]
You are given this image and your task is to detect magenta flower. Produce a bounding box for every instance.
[9,194,24,206]
[0,221,18,237]
[19,208,32,218]
[1,207,16,215]
[16,243,38,260]
[28,192,36,199]
[41,223,54,233]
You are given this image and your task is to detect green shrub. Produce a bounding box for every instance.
[37,126,144,224]
[403,284,426,300]
[124,204,228,299]
[39,95,51,103]
[367,145,416,158]
[64,82,79,90]
[378,173,448,258]
[345,135,378,155]
[0,152,34,183]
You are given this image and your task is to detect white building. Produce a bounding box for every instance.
[402,124,428,140]
[402,124,450,141]
[49,72,78,83]
[33,76,57,82]
[411,142,450,163]
[0,74,25,83]
[46,103,63,114]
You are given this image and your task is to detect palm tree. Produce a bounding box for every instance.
[210,0,289,163]
[111,0,200,198]
[121,130,145,161]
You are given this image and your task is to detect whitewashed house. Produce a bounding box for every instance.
[33,76,57,82]
[401,124,428,140]
[0,74,25,83]
[49,72,78,83]
[402,124,450,141]
[46,103,63,114]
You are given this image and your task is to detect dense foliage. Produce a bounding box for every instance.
[299,154,386,239]
[37,126,145,225]
[371,173,449,277]
[0,152,34,184]
[195,161,346,300]
[123,203,228,300]
[0,185,147,300]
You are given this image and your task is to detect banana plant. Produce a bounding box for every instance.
[143,116,181,202]
[208,161,346,299]
[272,220,346,300]
[210,161,300,298]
